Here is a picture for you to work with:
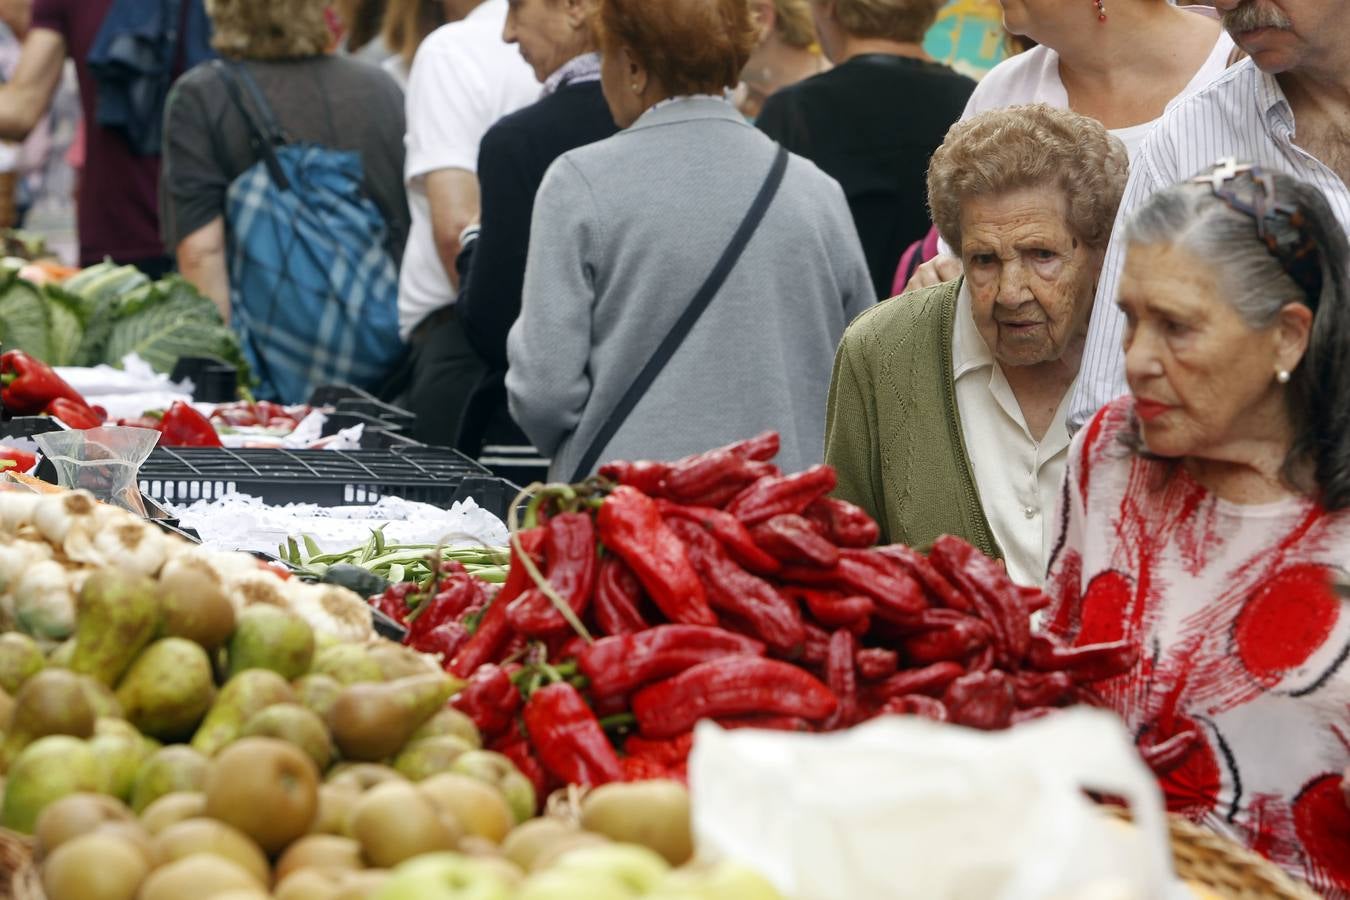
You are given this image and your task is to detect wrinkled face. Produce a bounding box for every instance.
[1119,242,1295,460]
[959,187,1101,369]
[504,0,587,82]
[1214,0,1333,74]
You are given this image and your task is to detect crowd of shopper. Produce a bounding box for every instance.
[0,0,1344,889]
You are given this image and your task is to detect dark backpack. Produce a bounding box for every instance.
[87,0,215,157]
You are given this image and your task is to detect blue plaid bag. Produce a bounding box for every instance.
[214,60,404,404]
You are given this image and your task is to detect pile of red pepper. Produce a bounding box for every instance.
[1,349,106,428]
[369,433,1138,803]
[209,399,310,432]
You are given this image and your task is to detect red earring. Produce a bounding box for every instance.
[1095,0,1106,21]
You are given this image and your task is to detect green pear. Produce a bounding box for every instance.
[409,707,482,748]
[450,751,536,824]
[191,668,294,756]
[394,735,475,782]
[0,632,44,693]
[310,642,384,684]
[293,673,343,721]
[226,605,314,681]
[115,638,214,741]
[130,745,209,813]
[1,668,95,770]
[89,732,146,802]
[239,703,332,771]
[157,555,236,650]
[515,868,633,900]
[46,638,75,668]
[374,852,513,900]
[645,861,785,900]
[69,570,161,686]
[549,843,670,895]
[78,676,123,719]
[328,673,457,762]
[1,735,101,833]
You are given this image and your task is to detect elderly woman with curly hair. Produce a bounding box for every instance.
[823,104,1128,586]
[506,0,874,481]
[1043,162,1350,896]
[161,0,409,321]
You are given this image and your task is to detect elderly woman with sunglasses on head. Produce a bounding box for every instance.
[1043,161,1350,896]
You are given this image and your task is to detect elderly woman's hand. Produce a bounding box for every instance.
[904,254,962,294]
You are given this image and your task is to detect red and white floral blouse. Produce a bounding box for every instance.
[1044,397,1350,897]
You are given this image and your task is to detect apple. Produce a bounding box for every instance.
[373,852,513,900]
[647,861,785,900]
[550,843,670,894]
[449,751,536,824]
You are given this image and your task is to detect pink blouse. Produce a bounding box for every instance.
[1045,397,1350,897]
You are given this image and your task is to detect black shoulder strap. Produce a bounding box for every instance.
[212,59,291,190]
[569,144,790,482]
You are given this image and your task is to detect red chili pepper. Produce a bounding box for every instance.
[803,497,880,548]
[751,514,840,568]
[799,621,831,666]
[0,446,37,474]
[901,615,994,666]
[624,733,695,767]
[407,573,483,642]
[725,464,838,526]
[784,550,927,621]
[44,397,102,429]
[632,656,838,739]
[598,486,716,626]
[1012,671,1076,709]
[823,630,859,730]
[856,647,899,681]
[157,401,224,447]
[879,695,949,722]
[376,582,418,625]
[621,755,683,783]
[492,734,550,807]
[91,405,108,424]
[665,517,805,655]
[713,714,812,731]
[787,587,873,628]
[523,682,623,787]
[943,670,1015,730]
[410,621,472,665]
[448,528,546,678]
[724,431,781,462]
[662,453,780,508]
[927,535,1030,666]
[597,459,672,496]
[450,663,522,741]
[592,554,649,636]
[658,500,782,576]
[506,512,598,637]
[1026,634,1140,683]
[0,350,86,415]
[1011,707,1056,726]
[870,661,966,701]
[873,544,971,612]
[577,624,765,698]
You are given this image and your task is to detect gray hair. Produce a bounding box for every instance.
[1122,165,1350,509]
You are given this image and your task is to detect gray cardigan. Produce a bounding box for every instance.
[505,97,875,480]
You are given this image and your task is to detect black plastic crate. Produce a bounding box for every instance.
[137,445,519,519]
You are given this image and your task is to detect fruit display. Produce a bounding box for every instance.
[368,432,1138,788]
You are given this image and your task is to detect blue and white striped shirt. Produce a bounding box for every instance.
[1068,58,1350,430]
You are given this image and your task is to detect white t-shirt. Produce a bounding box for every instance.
[397,0,540,339]
[952,282,1072,587]
[962,30,1233,159]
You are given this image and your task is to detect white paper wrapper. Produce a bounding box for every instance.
[688,709,1188,900]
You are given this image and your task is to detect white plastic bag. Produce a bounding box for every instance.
[688,708,1184,900]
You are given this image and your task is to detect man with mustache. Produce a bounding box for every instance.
[1069,0,1350,430]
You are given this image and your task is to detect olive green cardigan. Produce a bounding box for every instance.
[823,278,1000,559]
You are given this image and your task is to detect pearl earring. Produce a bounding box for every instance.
[1277,369,1291,384]
[1094,0,1106,21]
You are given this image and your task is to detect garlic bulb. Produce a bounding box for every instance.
[0,492,41,534]
[284,581,373,643]
[33,490,99,547]
[225,569,290,612]
[91,518,168,577]
[13,560,84,641]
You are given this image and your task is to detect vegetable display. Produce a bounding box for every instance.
[368,433,1138,795]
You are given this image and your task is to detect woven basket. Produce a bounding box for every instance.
[0,828,43,900]
[1103,806,1321,899]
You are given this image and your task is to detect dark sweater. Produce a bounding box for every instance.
[459,80,618,369]
[757,55,974,298]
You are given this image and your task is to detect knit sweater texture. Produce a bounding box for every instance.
[823,278,1000,558]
